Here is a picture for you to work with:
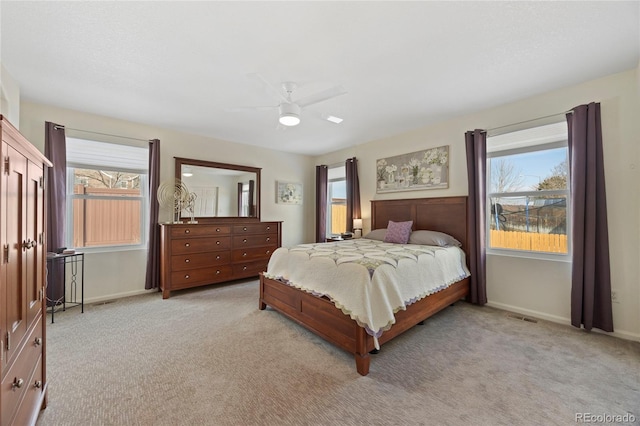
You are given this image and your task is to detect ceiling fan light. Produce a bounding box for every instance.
[279,114,300,126]
[279,103,301,126]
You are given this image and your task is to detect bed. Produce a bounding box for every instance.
[259,196,471,375]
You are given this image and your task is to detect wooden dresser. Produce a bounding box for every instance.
[160,221,281,299]
[1,116,51,425]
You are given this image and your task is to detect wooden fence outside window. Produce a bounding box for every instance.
[490,229,567,253]
[73,185,141,247]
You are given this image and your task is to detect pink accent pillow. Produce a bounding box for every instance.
[384,220,413,244]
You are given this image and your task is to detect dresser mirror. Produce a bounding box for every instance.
[175,157,261,221]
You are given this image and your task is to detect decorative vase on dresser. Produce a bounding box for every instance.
[160,221,281,299]
[0,116,51,425]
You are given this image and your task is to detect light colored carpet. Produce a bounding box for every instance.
[36,279,639,426]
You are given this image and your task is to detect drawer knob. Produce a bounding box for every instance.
[185,259,190,263]
[12,378,24,389]
[243,266,248,271]
[243,239,247,243]
[216,241,221,245]
[216,228,221,232]
[266,250,270,255]
[185,229,190,234]
[216,270,221,275]
[243,252,247,257]
[185,274,190,279]
[266,237,270,242]
[34,337,42,346]
[34,380,42,389]
[185,243,190,247]
[216,255,220,260]
[243,227,247,231]
[267,226,271,230]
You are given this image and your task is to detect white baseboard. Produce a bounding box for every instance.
[84,289,153,305]
[486,301,640,343]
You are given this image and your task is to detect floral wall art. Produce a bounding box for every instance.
[376,145,449,193]
[276,181,303,204]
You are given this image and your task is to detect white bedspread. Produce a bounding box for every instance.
[264,239,470,347]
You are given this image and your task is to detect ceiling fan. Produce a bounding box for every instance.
[231,73,347,127]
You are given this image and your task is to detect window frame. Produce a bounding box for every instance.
[65,144,149,253]
[326,165,347,238]
[486,135,571,261]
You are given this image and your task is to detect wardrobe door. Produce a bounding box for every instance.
[3,144,28,367]
[26,160,44,327]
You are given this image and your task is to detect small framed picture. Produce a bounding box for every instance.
[276,181,303,205]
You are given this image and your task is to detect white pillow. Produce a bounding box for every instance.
[363,228,387,241]
[408,230,461,247]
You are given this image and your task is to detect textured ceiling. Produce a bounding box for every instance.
[1,1,638,156]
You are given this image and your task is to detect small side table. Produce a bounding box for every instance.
[46,252,84,323]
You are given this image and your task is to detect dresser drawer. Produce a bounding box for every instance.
[10,355,44,426]
[232,245,277,263]
[233,223,277,235]
[1,317,43,426]
[171,251,231,271]
[172,236,231,254]
[171,225,231,237]
[232,260,269,277]
[171,265,233,288]
[232,233,277,248]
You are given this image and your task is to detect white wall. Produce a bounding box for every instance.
[19,101,315,303]
[315,68,640,341]
[0,63,20,127]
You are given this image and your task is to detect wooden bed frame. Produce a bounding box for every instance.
[259,196,471,375]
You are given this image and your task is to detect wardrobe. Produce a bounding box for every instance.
[0,116,51,425]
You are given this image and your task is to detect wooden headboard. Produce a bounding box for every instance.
[370,196,468,254]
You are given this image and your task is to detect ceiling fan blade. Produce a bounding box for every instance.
[247,73,289,104]
[307,109,344,124]
[225,105,277,112]
[322,114,344,124]
[296,85,347,108]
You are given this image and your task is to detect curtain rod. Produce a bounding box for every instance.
[486,110,572,134]
[326,157,357,168]
[54,125,149,142]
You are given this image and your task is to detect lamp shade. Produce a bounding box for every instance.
[353,218,363,229]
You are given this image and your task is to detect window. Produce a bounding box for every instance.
[326,165,346,237]
[487,122,569,256]
[240,182,250,217]
[66,138,148,250]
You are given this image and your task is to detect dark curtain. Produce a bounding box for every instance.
[315,165,328,242]
[567,103,613,332]
[248,179,255,216]
[464,129,488,305]
[44,122,66,305]
[345,157,361,232]
[237,182,243,216]
[144,139,161,290]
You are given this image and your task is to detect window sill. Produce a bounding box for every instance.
[487,248,571,263]
[69,245,147,255]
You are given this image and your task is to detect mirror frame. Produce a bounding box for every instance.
[175,157,261,222]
